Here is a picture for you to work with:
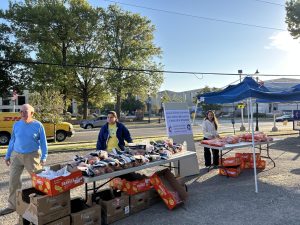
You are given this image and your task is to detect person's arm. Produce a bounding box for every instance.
[96,127,104,150]
[39,124,48,163]
[5,123,16,163]
[123,124,133,143]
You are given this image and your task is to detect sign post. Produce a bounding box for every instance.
[164,102,199,176]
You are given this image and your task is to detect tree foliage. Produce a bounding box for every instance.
[121,94,144,114]
[29,89,64,142]
[102,5,163,117]
[3,0,108,117]
[286,0,300,39]
[196,86,222,115]
[0,20,30,96]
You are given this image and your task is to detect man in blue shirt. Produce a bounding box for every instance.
[0,104,48,216]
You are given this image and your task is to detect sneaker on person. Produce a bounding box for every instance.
[0,207,15,216]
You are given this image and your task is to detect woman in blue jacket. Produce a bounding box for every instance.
[96,111,133,151]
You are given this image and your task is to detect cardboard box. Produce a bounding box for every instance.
[219,166,241,177]
[147,188,160,206]
[250,159,266,170]
[70,198,101,225]
[129,191,149,214]
[235,153,261,162]
[110,173,152,195]
[150,169,188,210]
[220,157,241,167]
[16,187,71,225]
[92,189,129,225]
[19,215,71,225]
[32,164,84,196]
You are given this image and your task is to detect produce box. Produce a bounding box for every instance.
[250,160,266,169]
[19,215,70,225]
[219,166,242,177]
[110,173,152,195]
[92,189,130,225]
[235,153,261,162]
[32,164,84,196]
[16,187,70,225]
[70,198,101,225]
[219,157,241,167]
[129,191,150,214]
[150,169,188,210]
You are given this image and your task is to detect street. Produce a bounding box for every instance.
[69,120,294,142]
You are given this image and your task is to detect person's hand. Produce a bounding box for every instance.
[40,160,46,166]
[4,158,10,167]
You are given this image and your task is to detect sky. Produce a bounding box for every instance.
[1,0,300,92]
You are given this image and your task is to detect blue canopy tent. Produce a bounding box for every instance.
[198,76,300,192]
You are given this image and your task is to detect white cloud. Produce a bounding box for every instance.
[265,31,300,75]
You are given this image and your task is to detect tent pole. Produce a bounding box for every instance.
[249,97,258,193]
[247,99,250,132]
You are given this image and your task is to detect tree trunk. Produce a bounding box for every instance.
[116,91,121,118]
[83,91,88,119]
[54,123,57,143]
[61,41,68,114]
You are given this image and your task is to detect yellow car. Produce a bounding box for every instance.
[0,112,75,145]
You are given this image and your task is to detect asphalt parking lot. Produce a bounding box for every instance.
[0,135,300,225]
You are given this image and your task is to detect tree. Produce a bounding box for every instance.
[196,86,222,115]
[0,21,30,96]
[29,89,64,142]
[3,0,106,114]
[102,5,163,117]
[286,0,300,39]
[121,94,144,114]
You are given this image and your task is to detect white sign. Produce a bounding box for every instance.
[164,109,192,136]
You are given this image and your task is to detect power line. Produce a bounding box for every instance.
[104,0,286,31]
[250,0,285,7]
[1,58,299,77]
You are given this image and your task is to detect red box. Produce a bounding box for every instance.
[150,169,188,210]
[110,173,152,195]
[219,166,241,177]
[220,157,241,167]
[235,153,261,162]
[250,159,266,170]
[32,164,84,196]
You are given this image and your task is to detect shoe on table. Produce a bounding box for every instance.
[0,207,15,216]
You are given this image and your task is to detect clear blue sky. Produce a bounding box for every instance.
[2,0,299,92]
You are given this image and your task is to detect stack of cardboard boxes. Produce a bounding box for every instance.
[219,153,266,177]
[17,163,104,225]
[17,165,188,225]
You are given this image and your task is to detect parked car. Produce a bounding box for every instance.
[0,112,74,145]
[80,115,107,129]
[275,114,294,122]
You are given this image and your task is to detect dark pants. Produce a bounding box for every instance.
[203,137,219,167]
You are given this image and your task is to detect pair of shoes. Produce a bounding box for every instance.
[213,165,219,169]
[0,207,15,216]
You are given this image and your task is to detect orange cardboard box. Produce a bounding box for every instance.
[220,157,241,167]
[110,173,152,195]
[150,169,188,210]
[32,164,84,196]
[219,166,241,177]
[250,159,266,170]
[235,153,260,162]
